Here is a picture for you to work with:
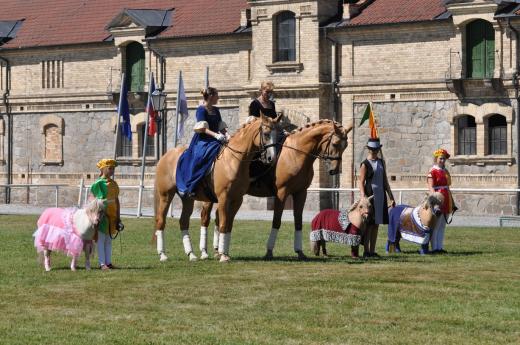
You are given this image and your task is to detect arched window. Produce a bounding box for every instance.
[275,12,296,62]
[125,42,145,92]
[39,115,64,165]
[457,115,476,155]
[466,19,495,79]
[488,114,507,155]
[44,124,61,161]
[138,124,155,157]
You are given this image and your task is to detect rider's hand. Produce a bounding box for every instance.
[215,133,227,143]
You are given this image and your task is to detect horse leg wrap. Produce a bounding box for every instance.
[200,226,208,259]
[294,230,303,252]
[213,225,220,252]
[218,232,231,256]
[181,230,197,261]
[266,228,279,251]
[155,230,168,262]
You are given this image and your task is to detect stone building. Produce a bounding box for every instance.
[1,0,520,215]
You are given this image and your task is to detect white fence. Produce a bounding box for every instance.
[3,182,520,217]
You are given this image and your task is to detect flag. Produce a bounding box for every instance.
[118,75,131,140]
[359,102,378,139]
[146,74,158,136]
[176,73,189,139]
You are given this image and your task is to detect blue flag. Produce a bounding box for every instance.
[118,75,132,140]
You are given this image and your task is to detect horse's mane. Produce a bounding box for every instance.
[84,198,105,214]
[229,117,261,140]
[423,192,443,209]
[286,119,344,136]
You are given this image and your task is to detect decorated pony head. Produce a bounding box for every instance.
[348,195,373,227]
[84,198,106,227]
[418,192,444,229]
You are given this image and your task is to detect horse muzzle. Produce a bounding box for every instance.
[433,207,442,217]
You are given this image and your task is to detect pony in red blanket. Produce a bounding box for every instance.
[33,199,105,271]
[310,196,373,258]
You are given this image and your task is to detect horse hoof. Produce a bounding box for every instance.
[85,261,91,270]
[263,251,274,261]
[70,266,76,272]
[159,253,168,262]
[200,251,209,260]
[189,253,198,262]
[219,254,230,263]
[44,266,51,272]
[296,251,308,261]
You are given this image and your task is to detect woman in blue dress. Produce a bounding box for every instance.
[176,87,228,198]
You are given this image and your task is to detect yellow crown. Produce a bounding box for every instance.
[433,149,450,159]
[96,159,118,169]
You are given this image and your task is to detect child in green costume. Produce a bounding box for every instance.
[90,159,120,270]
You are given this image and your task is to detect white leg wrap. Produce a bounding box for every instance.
[155,230,168,261]
[213,225,220,250]
[44,250,51,271]
[266,228,279,251]
[218,232,231,255]
[156,230,165,254]
[181,230,194,255]
[294,230,303,252]
[199,226,208,252]
[182,230,197,261]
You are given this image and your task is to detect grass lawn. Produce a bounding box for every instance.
[0,215,519,345]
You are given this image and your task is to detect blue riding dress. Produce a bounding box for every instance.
[176,105,223,197]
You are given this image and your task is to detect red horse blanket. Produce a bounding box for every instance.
[310,209,362,246]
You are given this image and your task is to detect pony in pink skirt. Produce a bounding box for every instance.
[33,199,105,271]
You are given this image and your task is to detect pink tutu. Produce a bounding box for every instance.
[33,208,85,257]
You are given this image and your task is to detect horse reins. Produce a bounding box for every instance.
[220,122,278,162]
[281,130,344,162]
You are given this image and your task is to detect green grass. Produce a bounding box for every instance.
[1,215,519,345]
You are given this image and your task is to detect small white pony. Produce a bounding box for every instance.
[33,199,105,271]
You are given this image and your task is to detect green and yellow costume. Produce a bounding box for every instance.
[90,159,120,236]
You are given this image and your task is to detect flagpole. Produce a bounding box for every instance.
[113,73,125,161]
[173,70,182,147]
[137,72,154,217]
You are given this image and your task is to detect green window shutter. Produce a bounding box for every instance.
[485,26,495,79]
[466,20,495,79]
[125,42,145,92]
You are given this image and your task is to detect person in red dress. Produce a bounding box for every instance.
[427,149,455,254]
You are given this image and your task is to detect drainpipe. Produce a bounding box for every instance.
[0,55,11,204]
[324,28,341,209]
[508,18,520,215]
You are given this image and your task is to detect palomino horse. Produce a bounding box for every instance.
[310,196,373,258]
[33,198,105,271]
[154,114,281,262]
[202,119,352,260]
[387,192,444,254]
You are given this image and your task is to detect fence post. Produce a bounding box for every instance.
[137,185,143,217]
[78,178,84,207]
[55,186,59,207]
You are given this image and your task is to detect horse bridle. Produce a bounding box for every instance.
[222,120,279,161]
[281,129,346,162]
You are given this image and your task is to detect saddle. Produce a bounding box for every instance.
[398,207,431,245]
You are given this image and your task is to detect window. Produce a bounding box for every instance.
[138,124,154,157]
[125,42,145,92]
[275,12,296,62]
[457,116,476,155]
[117,127,132,157]
[466,19,494,79]
[39,115,64,165]
[41,60,64,88]
[488,114,507,155]
[0,117,4,163]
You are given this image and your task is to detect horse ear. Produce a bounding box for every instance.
[275,113,283,123]
[367,195,374,202]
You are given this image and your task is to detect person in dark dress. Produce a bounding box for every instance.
[176,87,228,198]
[249,81,277,119]
[358,138,395,258]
